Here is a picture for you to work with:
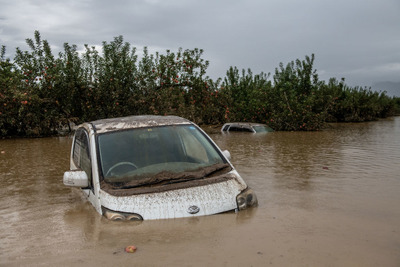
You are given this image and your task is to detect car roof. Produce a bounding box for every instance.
[223,122,267,127]
[89,115,192,134]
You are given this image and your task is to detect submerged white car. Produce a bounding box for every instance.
[63,115,257,221]
[221,122,274,133]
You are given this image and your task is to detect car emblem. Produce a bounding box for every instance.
[187,205,200,214]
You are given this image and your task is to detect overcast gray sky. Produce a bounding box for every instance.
[1,0,399,90]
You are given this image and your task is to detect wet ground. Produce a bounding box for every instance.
[1,117,400,266]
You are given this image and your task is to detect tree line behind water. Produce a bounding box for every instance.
[1,31,399,137]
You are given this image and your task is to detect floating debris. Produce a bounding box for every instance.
[125,245,137,253]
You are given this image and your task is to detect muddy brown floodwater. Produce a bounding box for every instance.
[1,117,400,266]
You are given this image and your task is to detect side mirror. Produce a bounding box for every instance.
[63,170,89,187]
[222,150,231,161]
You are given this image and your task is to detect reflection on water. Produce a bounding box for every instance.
[1,117,400,266]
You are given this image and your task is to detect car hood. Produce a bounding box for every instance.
[99,171,247,220]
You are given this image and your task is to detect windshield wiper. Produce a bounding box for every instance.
[108,163,232,189]
[203,163,231,177]
[165,163,231,185]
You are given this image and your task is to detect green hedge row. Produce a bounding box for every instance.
[1,31,398,136]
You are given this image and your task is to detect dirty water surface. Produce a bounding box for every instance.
[1,117,400,266]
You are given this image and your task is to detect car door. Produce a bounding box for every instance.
[72,127,101,211]
[72,128,93,189]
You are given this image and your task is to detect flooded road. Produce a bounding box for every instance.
[1,117,400,266]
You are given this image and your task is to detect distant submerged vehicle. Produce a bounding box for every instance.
[221,122,273,133]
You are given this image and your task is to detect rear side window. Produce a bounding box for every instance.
[73,128,92,188]
[222,125,230,131]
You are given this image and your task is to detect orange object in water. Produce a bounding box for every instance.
[125,245,137,253]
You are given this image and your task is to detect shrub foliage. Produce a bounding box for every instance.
[0,31,398,136]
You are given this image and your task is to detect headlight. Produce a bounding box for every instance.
[102,207,143,221]
[236,188,258,210]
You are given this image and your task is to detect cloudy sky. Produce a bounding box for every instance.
[1,0,399,93]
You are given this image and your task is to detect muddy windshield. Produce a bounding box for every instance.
[97,125,230,188]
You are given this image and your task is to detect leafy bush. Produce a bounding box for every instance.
[0,31,397,137]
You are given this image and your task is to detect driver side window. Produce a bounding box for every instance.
[73,128,93,189]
